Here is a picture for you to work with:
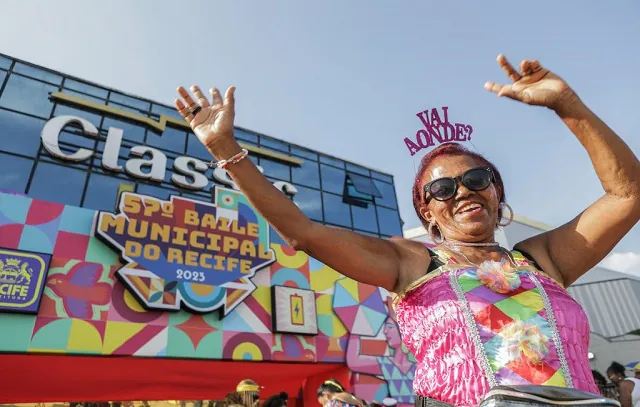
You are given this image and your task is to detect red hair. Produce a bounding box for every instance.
[412,142,506,230]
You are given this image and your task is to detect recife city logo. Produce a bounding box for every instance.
[95,186,276,315]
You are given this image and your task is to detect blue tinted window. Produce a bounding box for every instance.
[372,171,394,183]
[58,130,97,149]
[0,71,6,86]
[54,104,103,126]
[147,127,187,153]
[13,63,62,85]
[83,173,134,212]
[152,103,182,120]
[181,192,211,203]
[235,129,259,144]
[260,158,290,181]
[376,206,402,236]
[320,164,345,194]
[102,117,145,142]
[0,75,57,118]
[108,101,150,116]
[352,204,378,233]
[260,137,288,152]
[62,89,106,105]
[63,79,109,98]
[29,162,86,205]
[320,155,344,168]
[293,185,323,221]
[373,180,398,209]
[323,193,351,227]
[186,135,211,160]
[137,183,175,200]
[0,56,11,70]
[0,109,45,156]
[292,160,320,188]
[40,144,91,169]
[109,93,151,112]
[0,153,33,193]
[291,146,317,161]
[346,163,370,176]
[347,172,382,197]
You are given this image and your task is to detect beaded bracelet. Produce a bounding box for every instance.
[210,148,249,169]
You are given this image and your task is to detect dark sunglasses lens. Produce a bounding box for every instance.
[430,179,456,200]
[463,168,491,190]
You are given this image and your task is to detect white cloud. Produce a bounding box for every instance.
[601,252,640,276]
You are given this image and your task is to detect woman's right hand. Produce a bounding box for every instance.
[174,85,237,151]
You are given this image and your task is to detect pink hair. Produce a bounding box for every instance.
[412,142,506,231]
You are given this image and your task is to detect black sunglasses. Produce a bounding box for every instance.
[423,167,494,202]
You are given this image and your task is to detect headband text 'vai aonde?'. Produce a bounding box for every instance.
[404,106,473,156]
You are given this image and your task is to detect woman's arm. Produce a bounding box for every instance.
[174,86,430,293]
[485,55,640,286]
[618,380,634,407]
[517,97,640,285]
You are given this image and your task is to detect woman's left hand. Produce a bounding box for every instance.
[485,54,578,111]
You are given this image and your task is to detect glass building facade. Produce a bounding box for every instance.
[0,53,402,241]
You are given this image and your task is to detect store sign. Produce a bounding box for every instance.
[96,187,275,314]
[0,248,52,314]
[42,92,301,197]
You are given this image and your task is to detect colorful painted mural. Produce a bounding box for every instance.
[0,190,415,406]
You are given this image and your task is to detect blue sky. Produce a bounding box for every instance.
[1,0,638,272]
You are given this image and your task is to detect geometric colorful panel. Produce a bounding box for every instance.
[333,278,387,336]
[272,333,317,362]
[44,258,116,321]
[454,267,568,387]
[222,331,273,361]
[0,313,36,352]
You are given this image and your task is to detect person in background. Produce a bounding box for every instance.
[593,370,619,400]
[235,379,262,407]
[326,392,364,407]
[607,362,640,407]
[262,392,288,407]
[317,379,347,406]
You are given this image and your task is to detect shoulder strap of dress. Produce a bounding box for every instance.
[426,247,457,272]
[511,249,542,270]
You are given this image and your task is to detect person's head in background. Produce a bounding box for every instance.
[326,392,364,407]
[263,392,288,407]
[592,370,607,387]
[606,362,627,385]
[236,379,262,406]
[317,379,345,406]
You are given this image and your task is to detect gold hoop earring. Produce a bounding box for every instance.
[497,202,514,227]
[428,222,444,244]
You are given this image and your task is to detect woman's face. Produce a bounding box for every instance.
[607,370,624,384]
[318,392,331,406]
[421,155,501,242]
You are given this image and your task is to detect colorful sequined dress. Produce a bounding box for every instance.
[394,249,598,407]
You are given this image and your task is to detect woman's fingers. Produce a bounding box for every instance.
[191,85,210,107]
[497,54,521,83]
[177,86,197,109]
[174,98,194,122]
[224,86,236,108]
[210,88,223,106]
[484,81,517,100]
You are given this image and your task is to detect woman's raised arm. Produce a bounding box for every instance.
[485,55,640,286]
[174,86,429,293]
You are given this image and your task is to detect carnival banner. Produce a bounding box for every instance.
[0,248,52,313]
[95,186,276,315]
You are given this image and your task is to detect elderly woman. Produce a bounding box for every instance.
[174,55,639,407]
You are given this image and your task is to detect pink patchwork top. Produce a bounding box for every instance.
[394,249,598,407]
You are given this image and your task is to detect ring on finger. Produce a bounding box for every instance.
[190,106,202,116]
